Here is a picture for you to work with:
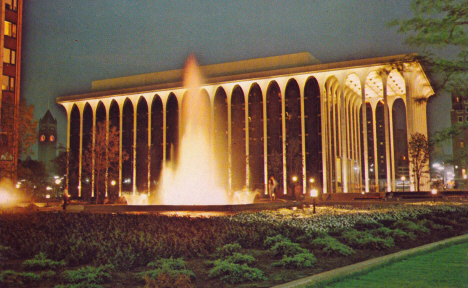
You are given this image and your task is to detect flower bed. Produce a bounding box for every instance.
[0,203,467,287]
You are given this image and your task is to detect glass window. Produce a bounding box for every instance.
[466,116,468,122]
[4,0,17,11]
[2,48,15,64]
[4,21,17,38]
[459,116,463,123]
[2,75,15,91]
[465,107,468,113]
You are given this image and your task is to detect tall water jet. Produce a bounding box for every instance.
[157,56,230,205]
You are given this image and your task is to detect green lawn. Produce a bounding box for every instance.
[325,241,468,288]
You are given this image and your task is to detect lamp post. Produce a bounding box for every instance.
[310,189,318,214]
[431,188,437,202]
[401,176,405,193]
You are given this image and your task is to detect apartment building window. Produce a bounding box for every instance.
[458,116,463,123]
[3,48,16,65]
[2,75,15,92]
[466,116,468,122]
[4,21,17,38]
[4,0,17,11]
[465,106,468,113]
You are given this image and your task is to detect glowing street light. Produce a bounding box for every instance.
[431,188,437,202]
[292,176,297,182]
[111,180,116,186]
[401,176,406,193]
[310,189,318,214]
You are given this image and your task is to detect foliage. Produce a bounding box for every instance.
[0,245,16,263]
[408,133,432,191]
[223,252,256,265]
[82,123,128,204]
[392,219,430,235]
[54,283,104,288]
[269,240,309,257]
[17,158,49,197]
[143,273,194,288]
[339,229,395,250]
[61,264,113,285]
[264,234,290,247]
[147,257,187,270]
[140,257,195,287]
[309,235,356,257]
[215,242,242,257]
[22,252,66,270]
[369,227,416,242]
[389,0,468,93]
[0,270,54,287]
[208,260,266,284]
[51,144,69,178]
[272,252,316,269]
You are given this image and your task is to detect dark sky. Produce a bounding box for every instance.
[20,0,451,156]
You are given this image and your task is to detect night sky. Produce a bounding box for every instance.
[19,0,451,157]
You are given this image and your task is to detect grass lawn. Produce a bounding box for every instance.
[325,241,468,288]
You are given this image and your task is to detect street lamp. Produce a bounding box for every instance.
[401,176,405,193]
[431,188,437,202]
[310,189,318,214]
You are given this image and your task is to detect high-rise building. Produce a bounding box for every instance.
[38,110,57,174]
[0,0,22,179]
[450,93,468,188]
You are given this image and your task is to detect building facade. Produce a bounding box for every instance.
[38,110,57,174]
[57,53,434,199]
[0,0,22,179]
[450,93,468,188]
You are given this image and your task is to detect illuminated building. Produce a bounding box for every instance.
[57,53,434,198]
[0,0,22,179]
[450,93,468,188]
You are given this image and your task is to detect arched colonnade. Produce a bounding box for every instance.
[59,61,433,199]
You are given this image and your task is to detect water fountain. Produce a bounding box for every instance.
[70,56,299,213]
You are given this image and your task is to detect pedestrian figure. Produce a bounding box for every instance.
[62,186,69,211]
[268,176,278,201]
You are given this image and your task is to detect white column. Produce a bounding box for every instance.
[227,91,232,195]
[78,108,83,197]
[340,87,348,193]
[132,103,137,195]
[91,108,96,198]
[382,75,392,192]
[118,104,123,197]
[361,79,369,193]
[65,107,71,192]
[300,85,307,195]
[263,89,269,195]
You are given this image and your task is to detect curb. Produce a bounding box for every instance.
[271,233,468,288]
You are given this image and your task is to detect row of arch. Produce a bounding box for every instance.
[65,69,412,199]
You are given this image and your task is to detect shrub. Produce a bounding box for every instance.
[0,245,15,262]
[370,227,416,242]
[215,243,242,257]
[208,260,266,284]
[61,264,113,285]
[310,236,355,256]
[264,234,290,247]
[147,257,186,270]
[392,220,430,236]
[340,229,395,250]
[353,219,383,231]
[54,283,103,288]
[140,257,195,283]
[418,219,453,231]
[140,269,195,282]
[270,240,308,256]
[272,252,317,268]
[224,252,256,264]
[22,252,66,270]
[143,273,194,288]
[0,270,50,287]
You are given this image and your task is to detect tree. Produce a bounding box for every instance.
[82,122,127,204]
[51,144,68,178]
[408,133,433,191]
[17,158,49,198]
[389,0,468,93]
[0,99,37,179]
